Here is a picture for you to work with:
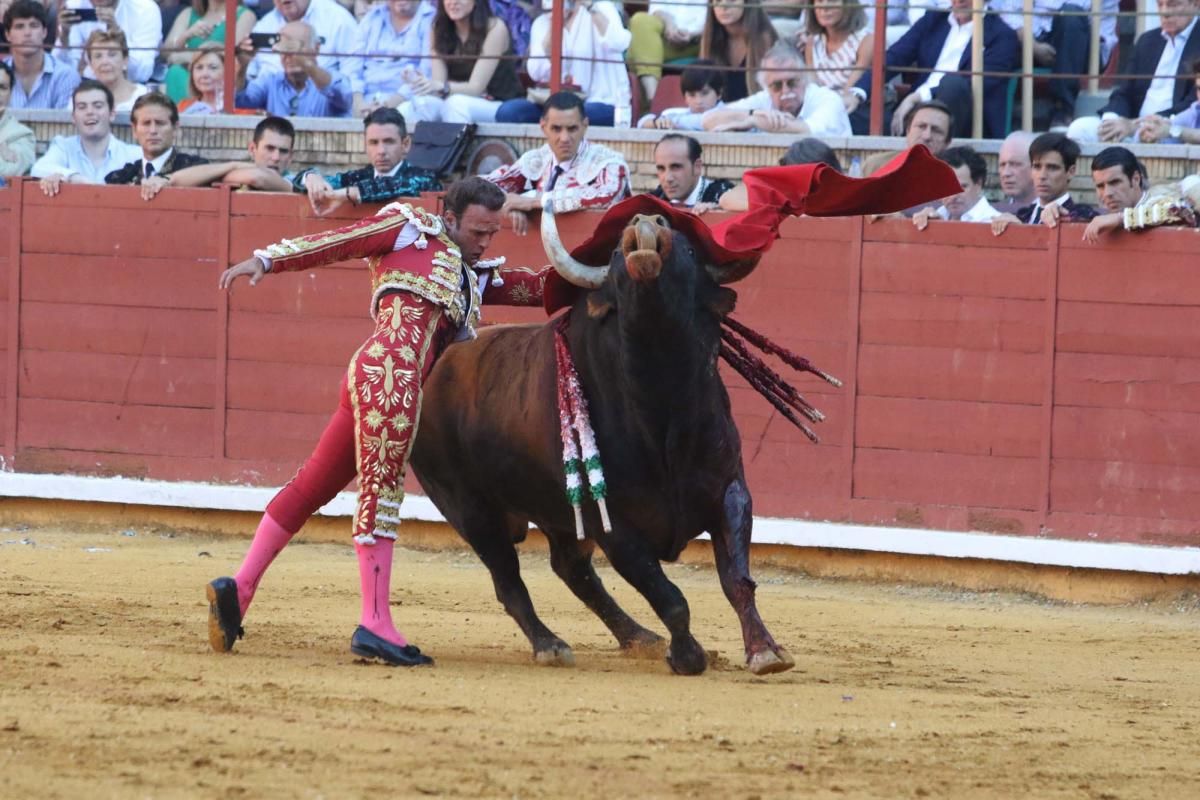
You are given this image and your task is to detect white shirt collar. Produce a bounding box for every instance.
[681,175,709,207]
[147,147,174,174]
[1163,16,1197,45]
[375,161,403,178]
[1035,192,1072,210]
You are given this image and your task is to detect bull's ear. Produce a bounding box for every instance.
[587,289,614,319]
[708,287,737,318]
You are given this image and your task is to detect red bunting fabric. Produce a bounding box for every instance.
[543,145,962,313]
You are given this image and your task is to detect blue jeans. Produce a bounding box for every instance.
[495,98,616,127]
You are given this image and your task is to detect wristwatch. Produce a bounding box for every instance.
[1170,123,1183,139]
[438,83,450,99]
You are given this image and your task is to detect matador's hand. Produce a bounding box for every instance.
[219,257,266,289]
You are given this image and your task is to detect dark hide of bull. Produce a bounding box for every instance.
[410,220,794,676]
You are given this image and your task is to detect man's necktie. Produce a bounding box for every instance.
[1030,205,1042,224]
[144,162,155,180]
[545,165,564,192]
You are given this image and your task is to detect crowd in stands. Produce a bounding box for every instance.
[0,0,1195,241]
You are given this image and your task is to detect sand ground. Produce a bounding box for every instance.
[1,523,1198,799]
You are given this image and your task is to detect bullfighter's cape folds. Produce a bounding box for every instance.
[544,145,961,313]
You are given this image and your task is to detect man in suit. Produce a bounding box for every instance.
[104,93,207,186]
[1067,0,1200,142]
[847,0,1020,139]
[992,132,1098,235]
[646,134,732,214]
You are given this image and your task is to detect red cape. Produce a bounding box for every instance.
[543,145,961,313]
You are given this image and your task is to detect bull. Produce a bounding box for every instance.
[410,203,795,676]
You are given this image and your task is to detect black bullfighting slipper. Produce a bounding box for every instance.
[206,577,244,653]
[350,626,434,667]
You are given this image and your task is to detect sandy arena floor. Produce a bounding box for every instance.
[1,524,1198,799]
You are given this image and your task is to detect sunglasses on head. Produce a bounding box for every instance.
[768,78,801,93]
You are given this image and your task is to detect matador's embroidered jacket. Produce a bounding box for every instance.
[254,202,549,337]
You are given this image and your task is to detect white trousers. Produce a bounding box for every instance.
[399,94,502,126]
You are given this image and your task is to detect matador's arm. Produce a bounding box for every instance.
[481,265,553,307]
[255,207,423,274]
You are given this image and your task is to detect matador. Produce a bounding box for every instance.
[207,178,549,667]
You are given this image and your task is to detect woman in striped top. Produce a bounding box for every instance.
[803,0,872,111]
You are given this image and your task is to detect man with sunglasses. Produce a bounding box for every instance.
[701,41,851,136]
[235,21,353,118]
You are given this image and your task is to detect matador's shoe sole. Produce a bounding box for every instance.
[206,577,244,653]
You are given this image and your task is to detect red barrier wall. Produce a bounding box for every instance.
[4,182,1200,547]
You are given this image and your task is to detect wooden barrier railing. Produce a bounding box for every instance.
[3,182,1199,547]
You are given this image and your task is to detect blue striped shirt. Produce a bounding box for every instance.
[236,70,354,118]
[347,2,435,100]
[5,53,81,111]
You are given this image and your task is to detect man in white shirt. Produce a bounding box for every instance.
[701,42,852,137]
[247,0,358,82]
[1068,0,1200,142]
[33,79,141,193]
[56,0,163,84]
[628,0,707,102]
[913,145,1000,229]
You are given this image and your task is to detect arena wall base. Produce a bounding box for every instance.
[4,473,1199,605]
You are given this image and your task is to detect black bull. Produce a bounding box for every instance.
[410,211,795,676]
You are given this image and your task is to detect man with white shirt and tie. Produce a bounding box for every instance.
[1068,0,1200,142]
[991,132,1098,235]
[33,79,141,193]
[103,92,208,185]
[912,146,1001,230]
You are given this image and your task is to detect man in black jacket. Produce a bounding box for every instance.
[645,134,732,215]
[1067,0,1200,142]
[992,132,1098,235]
[104,92,207,185]
[290,107,441,216]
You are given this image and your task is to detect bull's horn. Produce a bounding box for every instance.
[541,195,609,289]
[705,256,762,286]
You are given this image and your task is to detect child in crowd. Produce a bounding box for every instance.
[637,60,725,130]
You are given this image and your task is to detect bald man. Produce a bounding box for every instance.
[994,130,1036,213]
[235,20,353,118]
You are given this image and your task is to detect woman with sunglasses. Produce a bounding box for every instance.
[802,0,872,112]
[398,0,523,124]
[698,0,777,104]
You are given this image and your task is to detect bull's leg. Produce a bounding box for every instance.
[711,478,795,675]
[460,520,575,667]
[546,533,666,658]
[596,530,707,675]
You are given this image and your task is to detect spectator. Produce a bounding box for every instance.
[646,133,732,214]
[33,79,140,191]
[638,59,724,130]
[488,0,531,56]
[1081,145,1150,239]
[486,91,630,234]
[912,145,1000,229]
[1137,58,1200,143]
[1084,174,1200,241]
[291,107,442,215]
[719,136,842,211]
[496,0,631,126]
[856,100,954,181]
[141,115,298,199]
[104,92,208,183]
[0,61,35,177]
[698,0,777,104]
[398,0,522,124]
[83,30,148,112]
[4,1,80,109]
[179,43,233,114]
[1067,0,1200,143]
[162,0,256,102]
[994,0,1119,130]
[347,0,435,117]
[248,0,358,81]
[803,0,872,111]
[992,132,1098,235]
[56,0,162,84]
[702,41,852,136]
[848,0,1019,139]
[235,20,352,117]
[627,0,707,103]
[994,130,1036,213]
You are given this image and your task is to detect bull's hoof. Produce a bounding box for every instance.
[667,636,708,676]
[533,641,575,667]
[620,630,667,660]
[747,647,796,676]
